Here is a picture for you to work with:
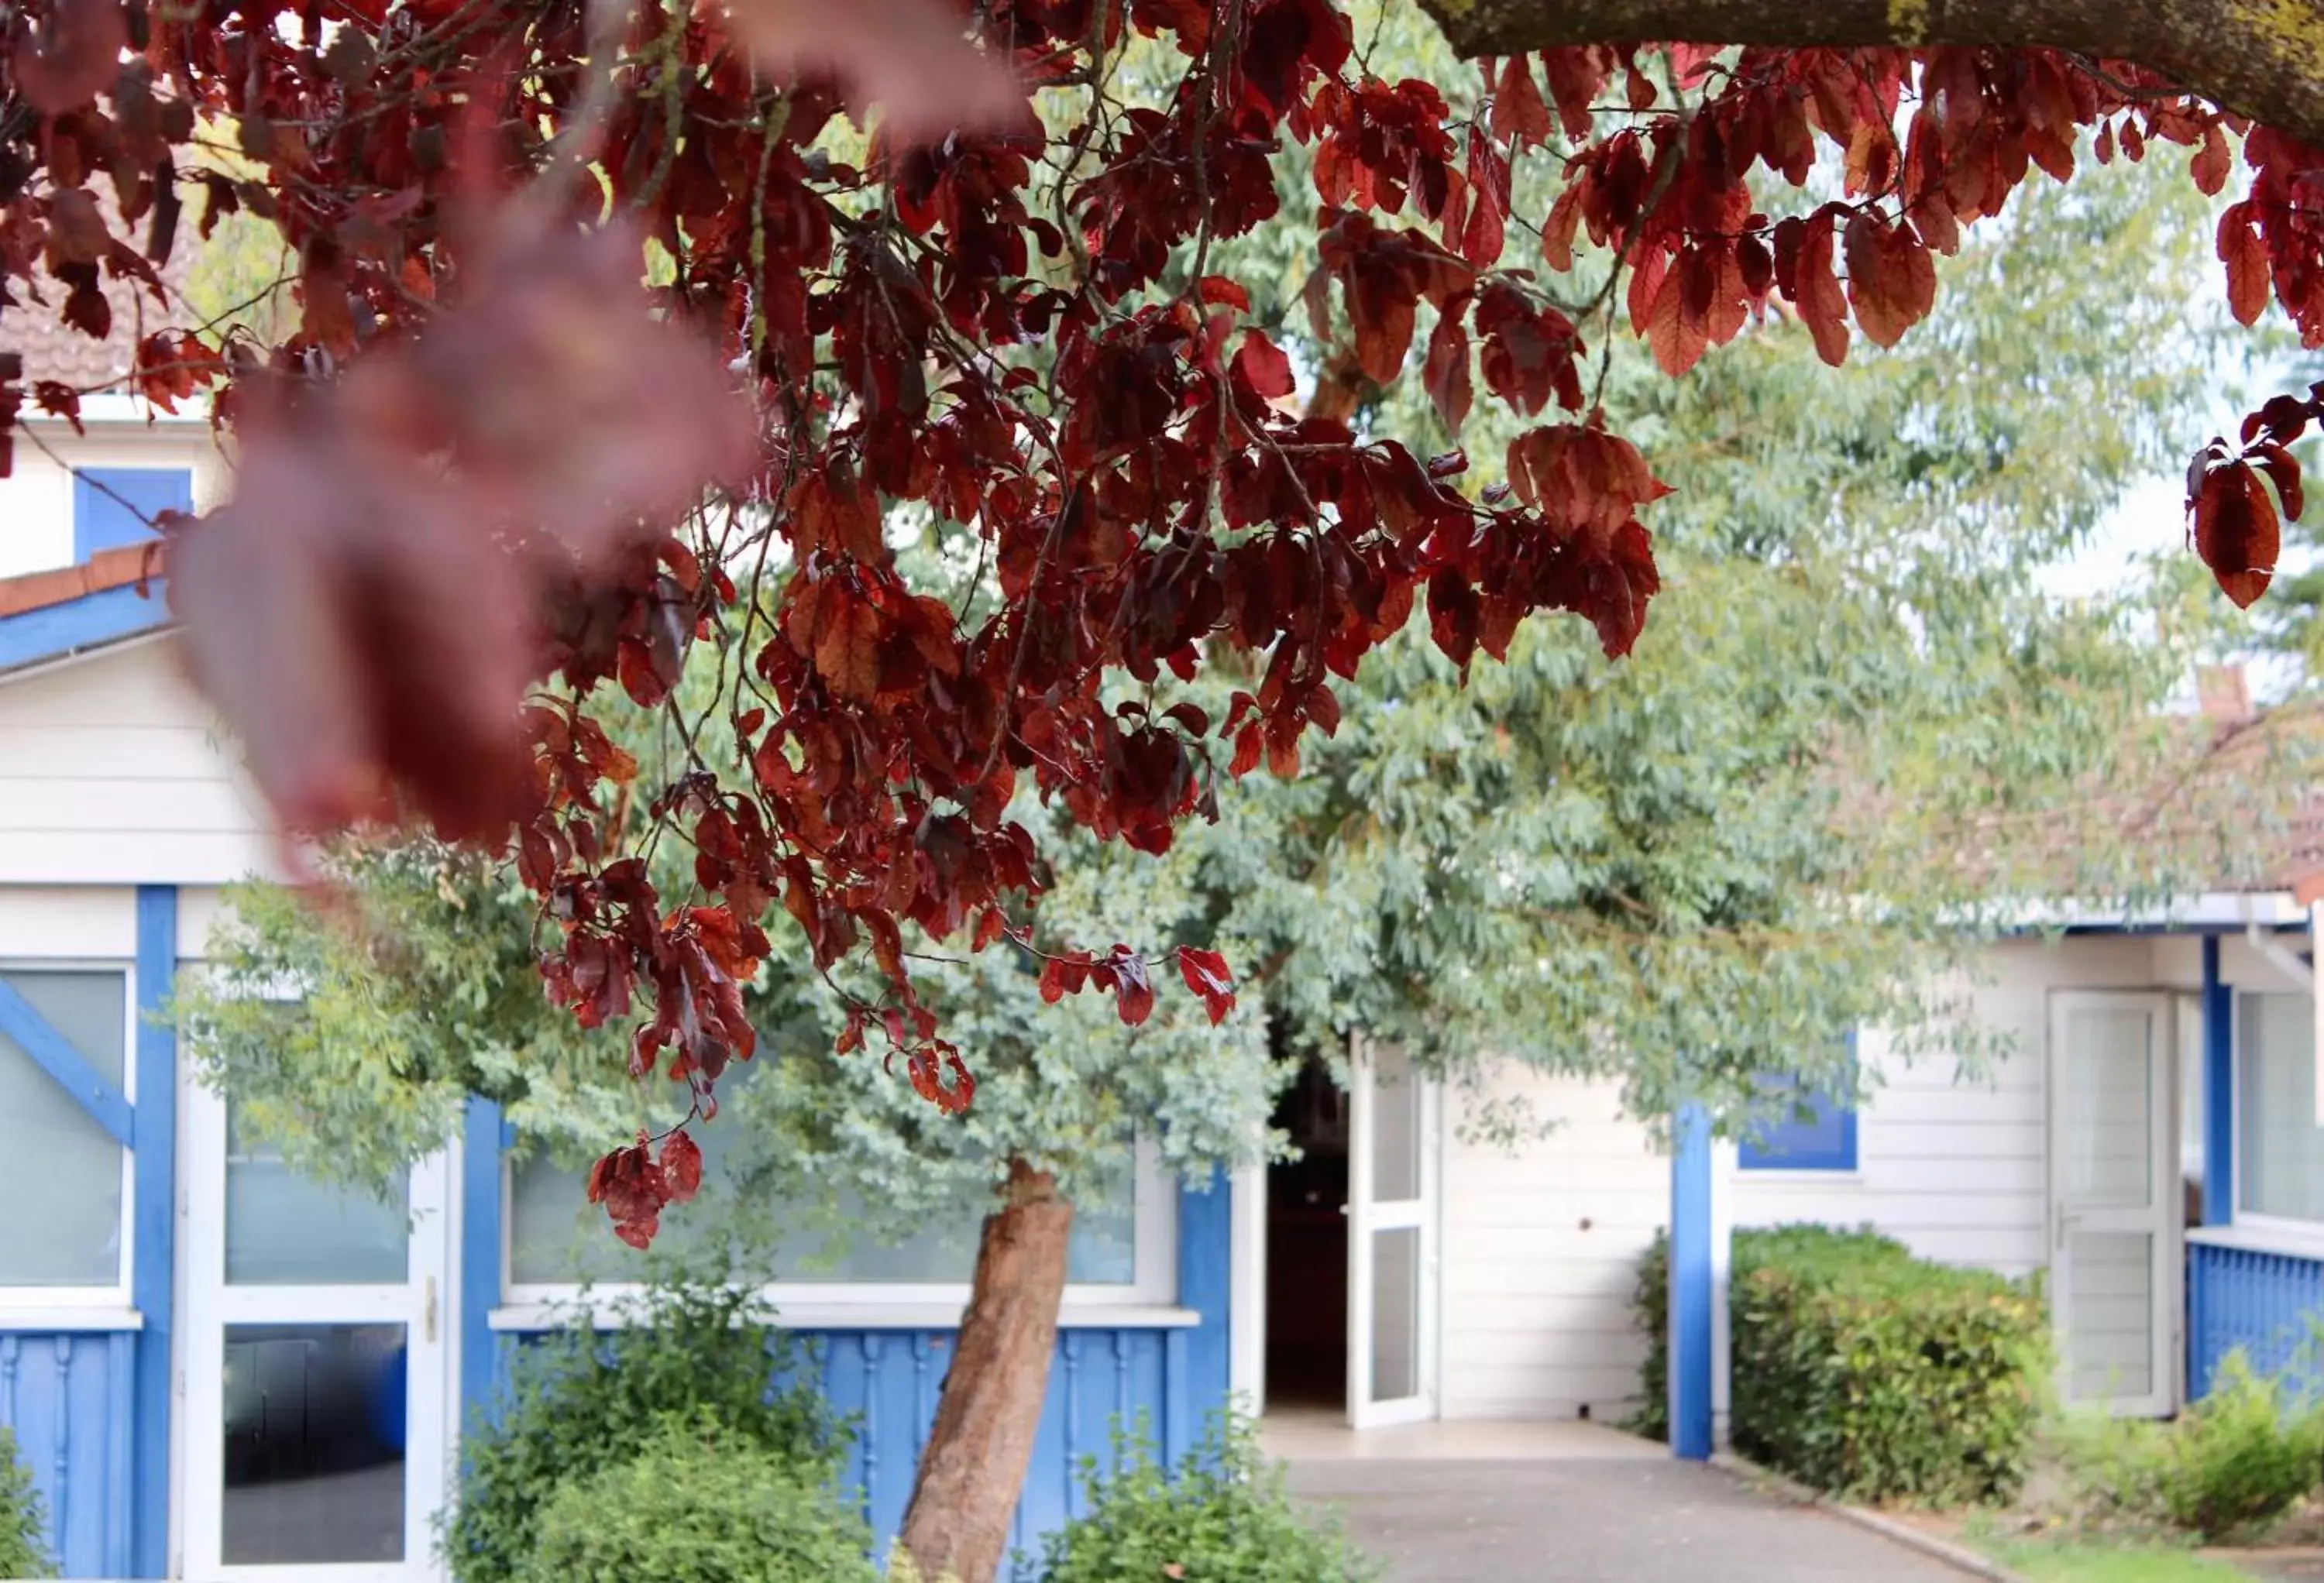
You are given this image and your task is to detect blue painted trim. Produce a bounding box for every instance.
[0,582,173,675]
[1669,1102,1714,1461]
[460,1097,505,1437]
[1174,1173,1231,1447]
[130,885,176,1579]
[0,976,132,1145]
[2203,936,2235,1228]
[103,1330,132,1578]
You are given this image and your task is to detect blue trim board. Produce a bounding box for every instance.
[130,886,177,1578]
[1173,1173,1232,1459]
[0,976,132,1145]
[460,1097,506,1435]
[1669,1102,1715,1461]
[0,582,173,675]
[2203,936,2235,1229]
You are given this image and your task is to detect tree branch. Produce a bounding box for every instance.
[1412,0,2324,149]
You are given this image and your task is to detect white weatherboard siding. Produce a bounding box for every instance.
[0,638,276,886]
[1439,1069,1666,1420]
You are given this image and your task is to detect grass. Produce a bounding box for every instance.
[1975,1538,2258,1582]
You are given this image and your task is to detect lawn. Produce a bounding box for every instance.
[1978,1539,2257,1582]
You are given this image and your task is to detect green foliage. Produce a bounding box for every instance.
[442,1284,849,1583]
[1635,1225,2051,1504]
[0,1429,53,1580]
[514,1412,877,1583]
[1031,1414,1375,1583]
[2037,1350,2324,1544]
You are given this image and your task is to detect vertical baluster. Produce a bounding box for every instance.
[1112,1332,1131,1475]
[50,1339,70,1552]
[1,1337,19,1428]
[1061,1333,1082,1517]
[860,1334,882,1526]
[911,1335,933,1466]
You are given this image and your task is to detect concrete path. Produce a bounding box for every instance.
[1267,1416,1979,1583]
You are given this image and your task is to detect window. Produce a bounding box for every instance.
[1738,1036,1858,1173]
[2177,992,2205,1227]
[506,1129,1162,1301]
[73,467,192,560]
[0,969,129,1288]
[2238,991,2324,1221]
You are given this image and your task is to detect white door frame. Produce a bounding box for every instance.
[180,1077,455,1583]
[1346,1033,1441,1429]
[2047,990,2178,1419]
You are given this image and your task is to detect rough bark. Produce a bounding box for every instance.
[1412,0,2324,150]
[898,1159,1074,1583]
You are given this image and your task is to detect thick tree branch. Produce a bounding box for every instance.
[1414,0,2324,149]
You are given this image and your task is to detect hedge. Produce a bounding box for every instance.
[1634,1223,2050,1505]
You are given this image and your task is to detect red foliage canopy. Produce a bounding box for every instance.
[0,0,2307,1238]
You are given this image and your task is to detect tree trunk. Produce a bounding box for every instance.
[899,1159,1074,1583]
[1411,0,2324,152]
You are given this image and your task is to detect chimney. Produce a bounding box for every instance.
[2196,663,2254,723]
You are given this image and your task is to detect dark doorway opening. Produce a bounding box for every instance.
[1264,1055,1349,1409]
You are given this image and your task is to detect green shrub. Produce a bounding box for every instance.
[442,1283,850,1583]
[0,1429,53,1578]
[2156,1350,2324,1540]
[516,1412,877,1583]
[1033,1413,1376,1583]
[1635,1223,2051,1505]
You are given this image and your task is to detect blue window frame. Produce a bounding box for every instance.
[73,466,193,560]
[1738,1032,1859,1172]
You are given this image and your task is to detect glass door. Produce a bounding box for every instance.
[1346,1035,1439,1428]
[2049,991,2175,1418]
[181,1080,452,1582]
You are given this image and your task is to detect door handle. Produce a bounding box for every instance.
[425,1276,438,1344]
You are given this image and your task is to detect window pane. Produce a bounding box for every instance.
[2059,1007,2153,1209]
[2178,994,2205,1226]
[1368,1225,1421,1404]
[1369,1043,1422,1203]
[2063,1231,2154,1403]
[2240,992,2324,1219]
[509,1145,1139,1286]
[74,467,192,559]
[0,970,125,1286]
[222,1323,406,1564]
[225,1102,408,1286]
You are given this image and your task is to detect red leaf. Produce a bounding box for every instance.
[1176,946,1238,1025]
[2191,458,2278,609]
[1423,308,1473,433]
[2192,122,2233,197]
[661,1129,704,1204]
[2219,205,2270,328]
[1109,948,1154,1025]
[1232,331,1296,402]
[1493,55,1552,149]
[813,592,883,701]
[1791,211,1849,366]
[1646,266,1707,377]
[1843,210,1935,349]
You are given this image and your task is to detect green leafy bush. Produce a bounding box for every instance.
[514,1413,877,1583]
[2157,1350,2323,1540]
[1635,1224,2051,1505]
[1032,1413,1375,1583]
[442,1283,849,1583]
[0,1428,53,1578]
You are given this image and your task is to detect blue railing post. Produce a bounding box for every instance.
[2202,935,2234,1228]
[1669,1101,1714,1461]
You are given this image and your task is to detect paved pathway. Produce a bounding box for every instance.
[1267,1416,1979,1583]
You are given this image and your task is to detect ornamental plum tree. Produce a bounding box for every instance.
[11,0,2324,1575]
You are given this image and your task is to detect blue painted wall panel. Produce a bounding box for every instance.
[2188,1241,2324,1399]
[476,1180,1231,1582]
[0,1330,138,1579]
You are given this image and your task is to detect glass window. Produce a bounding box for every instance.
[2239,991,2324,1220]
[221,1323,407,1564]
[0,970,126,1286]
[2178,992,2205,1227]
[225,1101,409,1286]
[1738,1038,1858,1173]
[508,1142,1140,1289]
[73,467,192,559]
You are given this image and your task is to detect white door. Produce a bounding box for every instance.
[181,1080,453,1582]
[1347,1035,1439,1428]
[2049,991,2176,1418]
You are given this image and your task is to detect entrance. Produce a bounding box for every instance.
[1264,1056,1349,1407]
[2048,991,2178,1417]
[1346,1036,1439,1427]
[180,1080,453,1581]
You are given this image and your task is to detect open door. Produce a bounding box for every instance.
[2049,991,2176,1418]
[1346,1034,1439,1427]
